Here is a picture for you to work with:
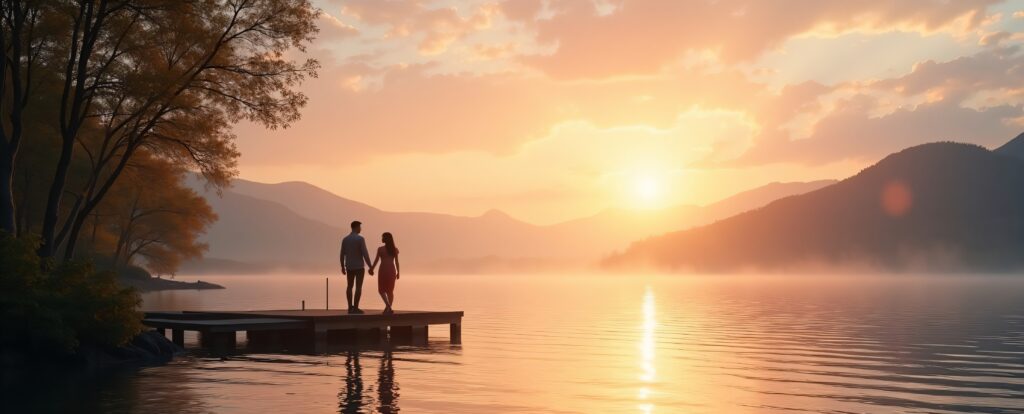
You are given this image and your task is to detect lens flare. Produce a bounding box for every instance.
[881,180,913,217]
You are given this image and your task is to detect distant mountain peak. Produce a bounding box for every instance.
[994,131,1024,159]
[606,140,1024,272]
[479,209,514,220]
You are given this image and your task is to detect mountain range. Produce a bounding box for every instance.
[606,138,1024,272]
[184,176,834,273]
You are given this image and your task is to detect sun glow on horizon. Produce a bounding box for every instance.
[628,172,670,210]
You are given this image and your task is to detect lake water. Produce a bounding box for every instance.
[15,274,1024,413]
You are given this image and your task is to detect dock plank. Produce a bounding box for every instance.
[194,310,461,330]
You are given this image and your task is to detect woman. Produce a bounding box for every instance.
[371,232,400,315]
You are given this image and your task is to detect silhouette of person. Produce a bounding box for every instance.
[341,221,373,314]
[377,351,399,413]
[370,232,400,315]
[339,351,363,413]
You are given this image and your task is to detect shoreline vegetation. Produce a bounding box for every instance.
[0,235,195,372]
[0,235,179,368]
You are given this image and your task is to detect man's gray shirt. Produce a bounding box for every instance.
[340,233,371,269]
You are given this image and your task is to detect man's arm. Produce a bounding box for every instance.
[339,239,347,274]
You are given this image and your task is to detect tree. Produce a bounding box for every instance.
[14,100,218,276]
[0,1,47,235]
[92,152,215,275]
[30,0,318,261]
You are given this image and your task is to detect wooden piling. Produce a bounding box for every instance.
[450,323,462,344]
[171,329,184,347]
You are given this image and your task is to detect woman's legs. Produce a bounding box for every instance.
[379,291,392,310]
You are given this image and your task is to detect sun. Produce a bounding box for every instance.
[634,175,661,204]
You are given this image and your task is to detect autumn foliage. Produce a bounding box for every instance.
[0,0,319,356]
[2,0,319,273]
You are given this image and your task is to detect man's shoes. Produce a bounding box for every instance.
[347,306,356,314]
[351,308,365,314]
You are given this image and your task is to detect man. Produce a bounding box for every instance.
[340,220,373,314]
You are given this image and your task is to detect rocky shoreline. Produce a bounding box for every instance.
[78,330,184,367]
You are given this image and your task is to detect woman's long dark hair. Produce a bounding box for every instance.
[382,232,397,256]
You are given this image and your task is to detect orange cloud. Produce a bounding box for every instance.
[508,0,1001,79]
[337,0,500,55]
[734,97,1021,165]
[318,12,359,39]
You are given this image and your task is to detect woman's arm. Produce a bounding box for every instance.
[395,255,400,279]
[371,248,380,270]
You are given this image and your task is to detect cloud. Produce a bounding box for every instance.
[980,30,1013,46]
[507,0,1001,79]
[232,63,565,164]
[712,46,1024,166]
[735,96,1022,165]
[232,58,776,167]
[318,11,359,39]
[336,0,500,55]
[875,46,1024,100]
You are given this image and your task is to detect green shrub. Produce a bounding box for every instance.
[0,234,143,357]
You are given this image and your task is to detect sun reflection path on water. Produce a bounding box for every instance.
[639,286,656,414]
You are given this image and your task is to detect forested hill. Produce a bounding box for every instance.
[605,142,1024,272]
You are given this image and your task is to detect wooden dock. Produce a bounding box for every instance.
[144,309,463,351]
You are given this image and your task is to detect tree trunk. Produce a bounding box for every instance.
[38,135,75,258]
[62,143,135,261]
[43,1,104,260]
[0,153,16,235]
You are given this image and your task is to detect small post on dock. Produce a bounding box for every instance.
[302,300,305,310]
[325,277,329,310]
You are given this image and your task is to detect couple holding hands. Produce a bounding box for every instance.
[340,220,401,315]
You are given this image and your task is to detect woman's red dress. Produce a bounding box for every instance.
[377,246,398,295]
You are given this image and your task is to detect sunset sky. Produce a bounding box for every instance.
[232,0,1024,225]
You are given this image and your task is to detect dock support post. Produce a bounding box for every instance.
[450,322,462,344]
[172,329,184,347]
[390,326,412,344]
[412,325,428,345]
[247,330,283,349]
[200,331,236,350]
[314,328,329,353]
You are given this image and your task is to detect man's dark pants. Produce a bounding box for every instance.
[346,268,365,308]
